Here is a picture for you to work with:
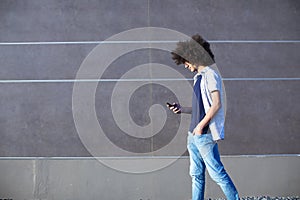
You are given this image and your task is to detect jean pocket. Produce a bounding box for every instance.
[194,134,213,146]
[194,133,205,138]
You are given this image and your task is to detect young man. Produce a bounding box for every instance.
[168,34,239,200]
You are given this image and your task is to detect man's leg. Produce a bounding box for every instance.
[187,133,206,200]
[194,134,239,200]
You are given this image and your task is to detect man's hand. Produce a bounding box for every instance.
[166,102,181,114]
[193,123,203,135]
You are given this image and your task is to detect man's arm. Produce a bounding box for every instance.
[181,107,192,114]
[193,90,221,135]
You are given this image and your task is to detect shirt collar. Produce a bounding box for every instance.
[193,66,210,80]
[199,66,210,75]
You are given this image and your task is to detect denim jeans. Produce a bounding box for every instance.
[187,132,239,200]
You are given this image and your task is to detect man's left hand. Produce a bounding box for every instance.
[193,124,203,135]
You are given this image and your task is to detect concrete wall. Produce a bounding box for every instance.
[0,156,299,200]
[0,0,299,198]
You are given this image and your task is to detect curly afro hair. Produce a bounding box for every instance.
[171,34,215,66]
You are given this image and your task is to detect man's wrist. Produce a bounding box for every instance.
[197,122,205,130]
[181,107,192,114]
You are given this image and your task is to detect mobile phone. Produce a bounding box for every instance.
[166,102,172,107]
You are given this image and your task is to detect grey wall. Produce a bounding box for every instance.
[0,156,299,200]
[1,0,299,157]
[0,0,300,198]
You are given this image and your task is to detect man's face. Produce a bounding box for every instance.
[184,62,197,72]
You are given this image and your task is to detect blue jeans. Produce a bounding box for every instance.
[187,132,239,200]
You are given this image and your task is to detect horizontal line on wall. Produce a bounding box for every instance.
[223,77,300,81]
[0,78,189,83]
[0,154,299,160]
[212,40,300,43]
[0,78,300,83]
[0,40,299,45]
